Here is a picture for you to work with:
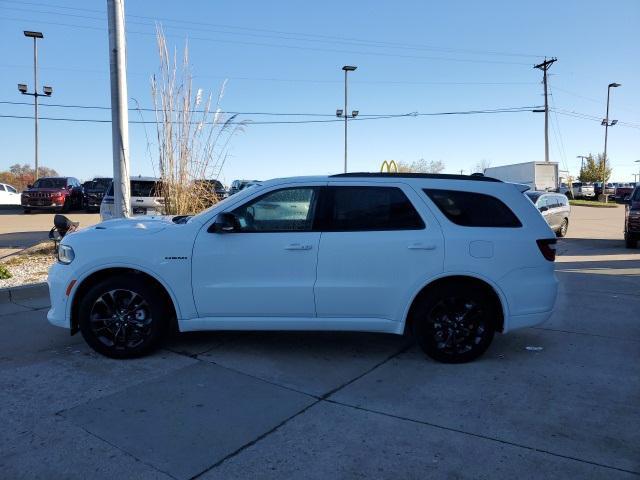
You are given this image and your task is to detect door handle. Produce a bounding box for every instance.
[285,243,313,251]
[408,243,436,250]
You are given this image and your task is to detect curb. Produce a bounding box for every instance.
[0,282,49,304]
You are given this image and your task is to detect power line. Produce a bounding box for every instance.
[0,0,544,59]
[0,64,538,86]
[547,81,570,173]
[0,13,536,66]
[0,107,540,125]
[551,108,640,130]
[0,100,540,117]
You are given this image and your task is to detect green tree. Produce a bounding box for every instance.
[578,153,611,183]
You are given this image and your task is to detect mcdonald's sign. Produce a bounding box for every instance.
[380,160,398,173]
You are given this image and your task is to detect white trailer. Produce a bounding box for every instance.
[483,161,559,191]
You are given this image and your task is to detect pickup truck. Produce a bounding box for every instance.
[560,182,595,199]
[594,182,616,199]
[614,183,636,203]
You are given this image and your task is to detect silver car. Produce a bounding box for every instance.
[526,191,570,237]
[100,177,164,221]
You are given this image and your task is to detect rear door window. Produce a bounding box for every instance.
[131,181,161,197]
[424,189,522,227]
[321,186,424,231]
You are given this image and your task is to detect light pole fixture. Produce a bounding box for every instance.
[601,82,621,202]
[577,155,589,175]
[18,30,52,181]
[337,65,357,173]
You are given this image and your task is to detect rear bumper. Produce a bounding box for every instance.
[498,266,558,333]
[507,309,554,331]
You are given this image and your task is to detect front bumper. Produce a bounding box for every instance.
[22,202,65,209]
[46,262,73,329]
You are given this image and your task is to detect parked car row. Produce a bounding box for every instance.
[6,176,251,214]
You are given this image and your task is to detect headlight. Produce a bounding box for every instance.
[58,244,75,264]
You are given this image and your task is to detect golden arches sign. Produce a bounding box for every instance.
[380,160,398,173]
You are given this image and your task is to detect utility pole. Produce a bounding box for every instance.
[107,0,131,218]
[533,57,557,163]
[336,65,357,173]
[18,31,52,182]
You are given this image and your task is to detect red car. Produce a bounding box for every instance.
[21,177,84,214]
[624,186,640,248]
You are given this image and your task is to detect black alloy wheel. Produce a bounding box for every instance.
[79,276,167,358]
[413,284,496,363]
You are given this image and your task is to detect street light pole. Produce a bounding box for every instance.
[19,31,51,182]
[339,65,357,173]
[33,34,39,181]
[602,82,621,203]
[577,155,588,176]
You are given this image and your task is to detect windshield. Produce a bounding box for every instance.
[33,178,66,189]
[131,180,161,197]
[525,192,542,203]
[93,178,112,189]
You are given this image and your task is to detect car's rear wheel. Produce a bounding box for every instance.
[79,275,168,358]
[412,284,496,363]
[625,233,637,249]
[557,218,569,237]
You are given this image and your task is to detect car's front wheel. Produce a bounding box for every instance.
[625,233,637,249]
[412,283,496,363]
[79,275,168,358]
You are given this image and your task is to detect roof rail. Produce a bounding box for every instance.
[329,172,502,182]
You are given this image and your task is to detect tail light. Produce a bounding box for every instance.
[536,239,557,262]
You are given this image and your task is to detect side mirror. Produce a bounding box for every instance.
[209,212,240,233]
[27,184,32,189]
[539,206,548,212]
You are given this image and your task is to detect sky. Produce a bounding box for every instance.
[1,0,639,185]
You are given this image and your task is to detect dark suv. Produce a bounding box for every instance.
[21,177,84,214]
[82,177,112,211]
[624,186,640,248]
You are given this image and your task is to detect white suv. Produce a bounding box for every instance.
[48,173,558,363]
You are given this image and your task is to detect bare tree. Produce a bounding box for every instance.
[474,159,492,174]
[396,158,445,173]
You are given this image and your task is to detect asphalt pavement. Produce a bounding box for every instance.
[0,205,638,479]
[0,207,100,258]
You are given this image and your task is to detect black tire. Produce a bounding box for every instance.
[23,208,31,214]
[412,283,496,363]
[556,218,569,238]
[625,234,637,249]
[79,275,168,358]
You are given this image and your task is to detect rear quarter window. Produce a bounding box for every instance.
[424,189,522,228]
